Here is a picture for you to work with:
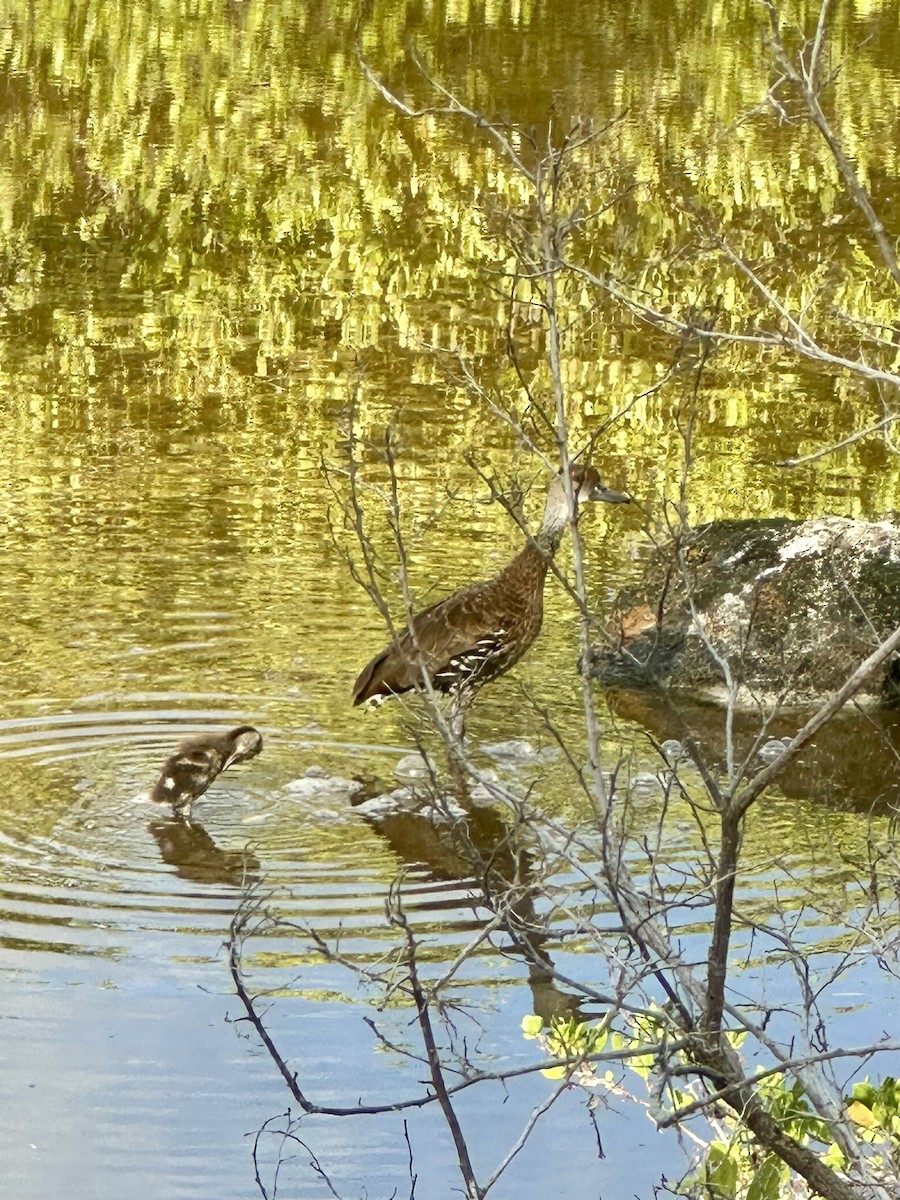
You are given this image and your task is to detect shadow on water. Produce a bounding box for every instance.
[608,687,900,816]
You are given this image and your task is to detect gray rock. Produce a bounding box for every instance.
[394,752,435,782]
[354,786,467,822]
[481,739,559,765]
[758,737,793,762]
[593,517,900,705]
[284,772,361,800]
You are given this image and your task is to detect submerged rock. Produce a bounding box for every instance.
[353,764,505,820]
[593,517,900,705]
[353,786,467,822]
[481,739,559,766]
[284,770,363,801]
[394,751,436,782]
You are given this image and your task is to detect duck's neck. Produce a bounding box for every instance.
[499,522,564,592]
[535,478,579,553]
[495,490,573,591]
[536,502,574,555]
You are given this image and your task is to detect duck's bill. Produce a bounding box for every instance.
[592,485,631,504]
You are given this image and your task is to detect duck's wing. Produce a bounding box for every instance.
[352,583,508,704]
[150,743,226,805]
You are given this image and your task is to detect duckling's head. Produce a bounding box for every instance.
[224,725,264,768]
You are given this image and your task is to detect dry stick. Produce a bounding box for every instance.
[545,206,883,1200]
[763,0,900,289]
[732,620,900,817]
[569,208,900,467]
[763,0,900,491]
[351,51,891,1200]
[529,144,693,1021]
[447,349,556,469]
[535,156,609,822]
[480,1082,569,1196]
[229,903,683,1113]
[356,48,535,184]
[788,992,900,1179]
[446,445,851,1172]
[564,257,900,393]
[782,412,900,468]
[657,1039,899,1128]
[701,620,900,1112]
[403,1119,418,1200]
[378,429,477,778]
[703,808,741,1037]
[669,373,743,794]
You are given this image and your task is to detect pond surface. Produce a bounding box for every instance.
[2,2,900,1198]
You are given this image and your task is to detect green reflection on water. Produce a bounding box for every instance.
[0,1,897,914]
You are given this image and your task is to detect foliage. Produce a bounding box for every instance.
[521,1011,609,1083]
[523,1007,900,1200]
[825,1078,900,1173]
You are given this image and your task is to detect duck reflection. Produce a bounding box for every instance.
[353,784,587,1023]
[148,815,260,887]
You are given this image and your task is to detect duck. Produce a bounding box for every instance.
[150,725,263,819]
[352,464,629,716]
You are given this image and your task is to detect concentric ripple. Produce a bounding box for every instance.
[0,696,563,975]
[0,693,879,984]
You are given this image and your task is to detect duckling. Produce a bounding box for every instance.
[150,725,263,819]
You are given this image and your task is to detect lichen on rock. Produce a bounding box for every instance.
[593,517,900,706]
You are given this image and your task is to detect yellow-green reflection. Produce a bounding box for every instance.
[0,0,896,959]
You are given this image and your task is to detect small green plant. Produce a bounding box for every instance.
[687,1077,831,1200]
[822,1077,900,1173]
[521,1011,900,1199]
[521,1012,609,1084]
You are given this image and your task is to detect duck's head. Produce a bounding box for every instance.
[223,725,264,769]
[542,463,630,540]
[570,463,630,506]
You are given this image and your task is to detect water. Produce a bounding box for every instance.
[2,1,900,1196]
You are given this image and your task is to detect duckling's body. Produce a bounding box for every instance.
[150,725,263,819]
[353,465,629,709]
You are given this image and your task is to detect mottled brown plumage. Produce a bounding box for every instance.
[352,465,629,708]
[150,725,263,819]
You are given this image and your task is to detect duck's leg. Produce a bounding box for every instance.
[447,692,467,744]
[446,692,471,803]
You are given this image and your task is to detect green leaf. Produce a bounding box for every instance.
[848,1100,879,1130]
[852,1081,879,1108]
[746,1156,785,1200]
[822,1142,846,1170]
[704,1142,739,1197]
[521,1014,543,1039]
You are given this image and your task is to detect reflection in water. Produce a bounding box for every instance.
[3,1,900,1195]
[609,688,900,816]
[357,785,587,1023]
[148,815,260,887]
